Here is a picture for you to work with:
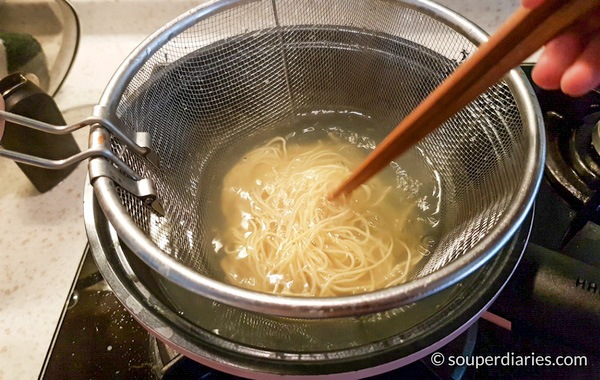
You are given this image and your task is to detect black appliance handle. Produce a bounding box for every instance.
[491,243,600,353]
[1,73,81,193]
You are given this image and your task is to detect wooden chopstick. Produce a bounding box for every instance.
[329,0,600,200]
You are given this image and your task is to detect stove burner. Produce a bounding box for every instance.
[570,121,600,190]
[544,99,600,205]
[591,120,600,159]
[537,73,600,245]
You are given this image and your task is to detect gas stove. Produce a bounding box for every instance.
[39,65,600,379]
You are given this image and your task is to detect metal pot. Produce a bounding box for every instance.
[85,179,532,378]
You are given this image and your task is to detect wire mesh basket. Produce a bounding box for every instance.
[20,0,546,318]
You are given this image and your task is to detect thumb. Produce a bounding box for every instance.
[522,0,544,9]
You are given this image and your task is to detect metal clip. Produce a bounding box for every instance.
[0,106,160,168]
[88,158,165,216]
[92,105,160,167]
[88,126,165,215]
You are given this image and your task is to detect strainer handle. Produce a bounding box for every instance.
[0,110,142,178]
[0,114,165,214]
[0,110,92,135]
[0,109,159,167]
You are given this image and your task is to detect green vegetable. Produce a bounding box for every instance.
[0,32,43,72]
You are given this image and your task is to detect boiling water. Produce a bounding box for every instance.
[203,109,442,296]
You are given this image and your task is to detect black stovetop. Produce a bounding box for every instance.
[40,66,600,379]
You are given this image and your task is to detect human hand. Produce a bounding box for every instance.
[523,0,600,97]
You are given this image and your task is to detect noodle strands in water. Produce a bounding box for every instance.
[216,136,426,297]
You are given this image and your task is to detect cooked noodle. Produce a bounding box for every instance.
[217,136,423,297]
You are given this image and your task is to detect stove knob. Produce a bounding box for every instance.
[591,119,600,158]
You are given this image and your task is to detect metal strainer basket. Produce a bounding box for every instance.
[1,0,544,318]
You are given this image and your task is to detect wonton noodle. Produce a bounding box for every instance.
[216,136,425,297]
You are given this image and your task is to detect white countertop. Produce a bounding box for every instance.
[0,1,521,378]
